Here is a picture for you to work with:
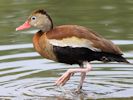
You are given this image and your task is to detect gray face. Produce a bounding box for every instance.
[29,13,52,32]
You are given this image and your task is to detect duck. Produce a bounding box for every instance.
[16,9,129,92]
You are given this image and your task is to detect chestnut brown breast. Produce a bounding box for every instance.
[33,31,57,61]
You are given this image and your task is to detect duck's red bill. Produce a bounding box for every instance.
[16,21,31,31]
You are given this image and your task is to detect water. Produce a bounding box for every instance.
[0,0,133,100]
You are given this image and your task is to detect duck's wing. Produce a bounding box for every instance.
[46,25,122,55]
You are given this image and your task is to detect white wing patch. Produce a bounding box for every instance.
[49,37,101,51]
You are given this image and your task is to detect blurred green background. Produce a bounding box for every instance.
[0,0,133,45]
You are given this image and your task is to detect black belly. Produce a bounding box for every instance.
[53,46,127,65]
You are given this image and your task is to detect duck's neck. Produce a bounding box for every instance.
[41,14,53,32]
[37,30,44,36]
[40,25,53,33]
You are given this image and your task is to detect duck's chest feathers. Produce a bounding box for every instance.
[33,32,57,61]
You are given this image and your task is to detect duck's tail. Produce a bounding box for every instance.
[100,52,131,64]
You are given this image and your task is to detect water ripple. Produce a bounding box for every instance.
[0,41,133,99]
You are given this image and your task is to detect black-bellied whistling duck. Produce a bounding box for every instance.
[16,9,129,92]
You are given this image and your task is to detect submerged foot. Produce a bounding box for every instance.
[75,88,83,94]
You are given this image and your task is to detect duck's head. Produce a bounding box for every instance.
[16,9,53,32]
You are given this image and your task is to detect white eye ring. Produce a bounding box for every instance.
[31,16,36,20]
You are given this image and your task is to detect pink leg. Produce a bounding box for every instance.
[55,62,92,86]
[76,72,86,93]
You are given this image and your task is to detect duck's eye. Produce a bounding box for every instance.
[31,16,36,20]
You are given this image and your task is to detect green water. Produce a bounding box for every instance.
[0,0,133,100]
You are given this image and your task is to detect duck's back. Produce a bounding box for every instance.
[47,25,122,55]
